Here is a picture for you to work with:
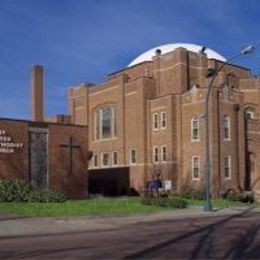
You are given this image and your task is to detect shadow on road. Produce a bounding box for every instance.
[0,214,28,222]
[125,207,260,259]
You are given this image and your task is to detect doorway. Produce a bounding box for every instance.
[89,167,130,196]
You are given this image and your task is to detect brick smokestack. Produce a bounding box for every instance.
[31,65,44,122]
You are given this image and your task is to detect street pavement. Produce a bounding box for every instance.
[0,206,260,259]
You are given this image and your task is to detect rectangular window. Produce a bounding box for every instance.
[113,108,117,137]
[192,156,200,179]
[112,151,118,166]
[153,113,159,130]
[161,112,166,129]
[161,146,167,162]
[192,128,199,140]
[93,154,98,168]
[153,146,159,163]
[102,153,110,167]
[102,108,112,139]
[224,156,231,179]
[130,149,137,165]
[95,111,100,140]
[191,116,199,141]
[223,116,231,140]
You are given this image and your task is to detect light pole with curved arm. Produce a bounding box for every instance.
[204,44,256,211]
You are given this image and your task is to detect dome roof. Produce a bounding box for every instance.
[128,43,226,67]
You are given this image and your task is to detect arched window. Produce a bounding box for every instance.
[94,107,117,140]
[191,116,199,141]
[223,115,231,140]
[245,108,255,119]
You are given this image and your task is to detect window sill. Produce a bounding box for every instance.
[101,165,111,168]
[191,139,200,143]
[223,139,231,142]
[224,177,232,180]
[161,161,167,164]
[93,137,118,143]
[153,161,160,164]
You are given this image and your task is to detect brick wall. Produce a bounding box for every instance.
[0,118,88,198]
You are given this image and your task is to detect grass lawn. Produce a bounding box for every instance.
[0,196,256,217]
[0,197,173,217]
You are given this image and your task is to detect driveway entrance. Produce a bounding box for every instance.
[89,167,130,196]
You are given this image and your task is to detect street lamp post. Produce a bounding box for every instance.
[204,45,256,212]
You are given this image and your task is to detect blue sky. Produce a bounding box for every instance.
[0,0,259,119]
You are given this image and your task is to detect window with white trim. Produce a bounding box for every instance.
[101,152,110,167]
[94,107,117,140]
[224,156,231,179]
[161,146,167,162]
[93,154,98,168]
[130,149,137,165]
[245,109,254,119]
[153,113,159,130]
[153,146,159,163]
[161,111,166,129]
[192,156,200,179]
[191,116,199,141]
[112,151,118,166]
[223,115,231,140]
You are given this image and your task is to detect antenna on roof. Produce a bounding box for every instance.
[199,46,207,54]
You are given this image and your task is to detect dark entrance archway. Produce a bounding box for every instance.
[89,167,130,196]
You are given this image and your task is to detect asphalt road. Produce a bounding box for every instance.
[0,208,260,259]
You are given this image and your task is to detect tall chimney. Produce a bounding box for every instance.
[31,65,44,122]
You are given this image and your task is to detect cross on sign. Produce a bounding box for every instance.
[60,136,81,177]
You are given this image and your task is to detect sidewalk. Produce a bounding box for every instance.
[0,206,258,238]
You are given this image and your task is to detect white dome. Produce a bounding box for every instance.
[128,43,226,67]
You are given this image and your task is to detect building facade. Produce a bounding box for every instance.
[0,65,89,199]
[0,118,88,198]
[67,44,260,196]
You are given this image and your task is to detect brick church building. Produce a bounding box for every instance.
[64,43,260,197]
[1,43,259,198]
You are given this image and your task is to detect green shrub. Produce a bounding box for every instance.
[0,180,33,202]
[180,189,204,200]
[27,191,42,202]
[39,191,68,203]
[0,179,68,203]
[27,190,68,203]
[14,180,33,202]
[226,191,254,203]
[141,197,187,209]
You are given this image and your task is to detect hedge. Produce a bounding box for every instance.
[141,197,188,209]
[0,179,68,203]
